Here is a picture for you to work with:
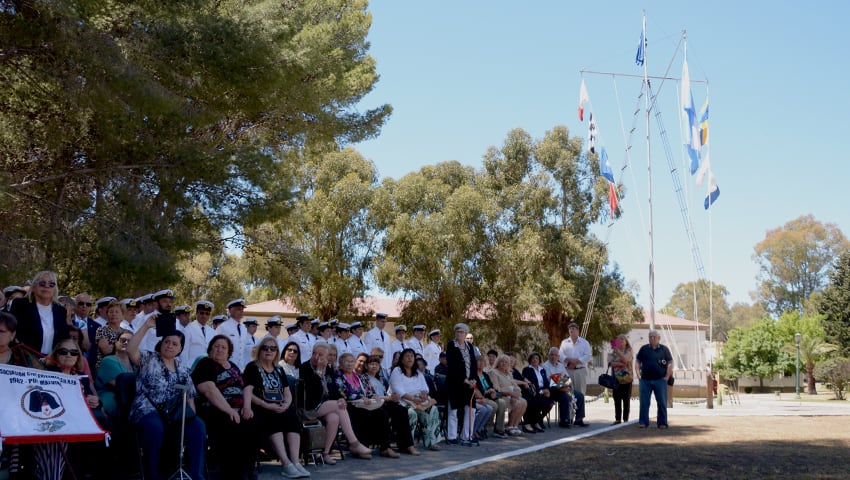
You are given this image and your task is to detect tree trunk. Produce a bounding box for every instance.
[806,362,817,395]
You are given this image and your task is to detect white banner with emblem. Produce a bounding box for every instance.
[0,364,107,445]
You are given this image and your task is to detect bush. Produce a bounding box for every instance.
[813,357,850,400]
[744,387,753,394]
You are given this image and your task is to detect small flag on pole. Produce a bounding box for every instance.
[578,79,590,122]
[704,171,720,209]
[635,19,646,66]
[699,98,709,146]
[682,58,701,174]
[600,147,615,183]
[588,113,597,154]
[695,152,711,188]
[608,182,619,219]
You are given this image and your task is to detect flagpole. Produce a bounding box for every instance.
[642,10,656,331]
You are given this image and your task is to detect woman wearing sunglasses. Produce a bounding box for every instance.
[243,336,310,478]
[8,270,69,355]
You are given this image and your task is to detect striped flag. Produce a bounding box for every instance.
[578,79,590,122]
[682,58,701,174]
[704,171,720,209]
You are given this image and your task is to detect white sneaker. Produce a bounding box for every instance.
[281,463,301,478]
[294,463,311,477]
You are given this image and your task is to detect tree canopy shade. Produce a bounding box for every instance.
[0,0,389,293]
[820,252,850,357]
[752,215,849,317]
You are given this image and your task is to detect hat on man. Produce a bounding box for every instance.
[310,318,320,326]
[428,329,441,338]
[174,305,192,315]
[329,319,339,326]
[337,322,351,331]
[195,300,214,311]
[350,321,363,330]
[413,325,426,332]
[285,323,298,333]
[318,322,330,331]
[96,296,118,309]
[226,298,246,309]
[568,322,580,330]
[266,315,283,327]
[375,312,388,319]
[243,317,258,326]
[211,314,226,326]
[121,298,139,309]
[296,313,310,324]
[394,325,407,333]
[137,294,155,304]
[153,289,174,300]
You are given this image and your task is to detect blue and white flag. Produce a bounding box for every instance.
[682,58,701,174]
[600,147,615,183]
[704,171,720,209]
[636,19,646,66]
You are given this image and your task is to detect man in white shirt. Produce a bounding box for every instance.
[409,325,426,357]
[216,298,251,369]
[289,314,316,364]
[191,300,216,346]
[174,305,204,366]
[389,325,408,359]
[348,321,368,356]
[87,296,115,361]
[423,329,442,374]
[316,321,333,344]
[211,314,226,330]
[559,322,591,426]
[243,317,260,362]
[131,294,159,352]
[365,313,393,371]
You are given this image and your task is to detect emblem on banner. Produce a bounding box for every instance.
[21,386,66,421]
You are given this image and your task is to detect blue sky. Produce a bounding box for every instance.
[354,1,850,310]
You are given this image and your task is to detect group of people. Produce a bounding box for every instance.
[1,270,674,480]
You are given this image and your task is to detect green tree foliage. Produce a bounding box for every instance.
[462,126,639,351]
[813,357,850,400]
[776,311,837,394]
[0,0,389,293]
[375,161,494,337]
[728,301,768,330]
[716,318,793,387]
[172,251,248,315]
[753,215,849,317]
[820,251,850,357]
[244,147,381,320]
[661,280,732,341]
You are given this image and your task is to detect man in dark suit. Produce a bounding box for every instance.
[9,271,69,355]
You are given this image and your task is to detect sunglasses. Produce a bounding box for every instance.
[260,345,278,352]
[77,301,93,307]
[37,280,57,288]
[57,348,80,357]
[285,348,298,353]
[118,338,130,344]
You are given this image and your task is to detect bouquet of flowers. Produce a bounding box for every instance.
[550,373,572,389]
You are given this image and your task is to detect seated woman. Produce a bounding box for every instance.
[507,352,538,434]
[488,354,528,436]
[335,353,402,459]
[128,316,206,480]
[389,348,442,451]
[192,335,264,480]
[43,336,106,478]
[279,340,301,381]
[354,352,369,375]
[243,336,309,479]
[363,355,421,455]
[522,351,555,433]
[95,330,136,421]
[474,357,504,438]
[299,343,373,463]
[326,343,339,370]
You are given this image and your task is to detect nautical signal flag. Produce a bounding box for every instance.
[704,171,720,209]
[695,153,711,188]
[609,182,619,219]
[699,98,709,146]
[588,113,597,154]
[578,79,590,122]
[600,147,615,183]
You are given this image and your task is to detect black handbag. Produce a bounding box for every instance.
[598,366,619,390]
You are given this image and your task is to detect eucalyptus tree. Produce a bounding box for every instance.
[244,147,382,320]
[0,0,389,292]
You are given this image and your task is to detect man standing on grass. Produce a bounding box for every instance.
[636,329,673,429]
